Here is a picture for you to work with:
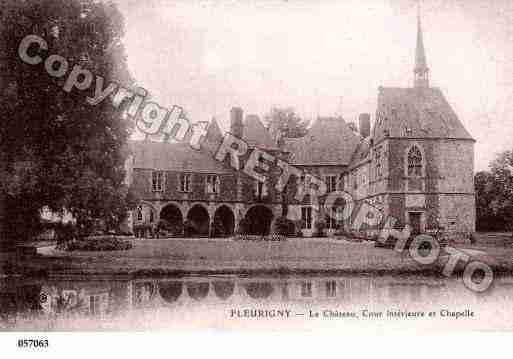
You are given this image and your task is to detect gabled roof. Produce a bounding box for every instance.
[349,138,371,169]
[283,117,360,166]
[201,117,224,157]
[129,138,233,174]
[242,115,277,149]
[373,87,474,142]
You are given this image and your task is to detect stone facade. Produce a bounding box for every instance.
[126,13,476,239]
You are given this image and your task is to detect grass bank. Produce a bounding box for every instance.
[16,235,513,277]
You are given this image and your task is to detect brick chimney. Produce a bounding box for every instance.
[230,107,244,138]
[358,113,371,138]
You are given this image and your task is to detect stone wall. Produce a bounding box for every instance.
[433,140,474,193]
[438,194,476,233]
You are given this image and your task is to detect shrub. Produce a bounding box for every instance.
[314,220,327,237]
[272,216,295,237]
[57,236,133,251]
[231,234,286,242]
[264,234,286,242]
[232,234,262,241]
[55,222,79,243]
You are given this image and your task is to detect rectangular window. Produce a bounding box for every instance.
[180,174,192,192]
[151,171,164,192]
[326,280,337,298]
[206,175,220,194]
[325,175,337,193]
[301,281,312,297]
[301,206,312,229]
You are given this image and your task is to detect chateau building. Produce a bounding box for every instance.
[126,14,475,238]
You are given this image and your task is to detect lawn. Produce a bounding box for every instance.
[17,234,510,276]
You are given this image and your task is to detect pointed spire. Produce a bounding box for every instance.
[414,1,429,88]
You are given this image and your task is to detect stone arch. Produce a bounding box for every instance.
[159,281,183,303]
[212,205,235,237]
[185,204,210,237]
[243,205,274,235]
[159,203,184,237]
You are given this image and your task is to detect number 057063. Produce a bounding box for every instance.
[17,339,49,348]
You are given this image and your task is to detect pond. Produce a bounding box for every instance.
[1,273,512,331]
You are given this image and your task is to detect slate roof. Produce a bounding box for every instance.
[129,138,233,174]
[348,138,371,169]
[283,117,360,166]
[373,87,474,143]
[242,115,277,149]
[201,117,224,157]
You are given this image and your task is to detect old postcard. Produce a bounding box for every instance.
[1,0,513,355]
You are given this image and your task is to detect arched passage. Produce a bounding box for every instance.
[185,205,210,237]
[159,204,183,237]
[244,205,274,235]
[212,206,235,237]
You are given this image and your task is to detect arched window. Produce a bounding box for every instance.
[407,145,423,177]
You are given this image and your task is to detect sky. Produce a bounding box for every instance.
[114,0,513,171]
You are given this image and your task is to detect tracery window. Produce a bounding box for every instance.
[407,145,423,177]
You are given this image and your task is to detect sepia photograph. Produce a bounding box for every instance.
[1,0,513,355]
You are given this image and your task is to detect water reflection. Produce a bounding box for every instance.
[1,273,513,330]
[186,282,210,301]
[159,282,182,304]
[213,281,235,300]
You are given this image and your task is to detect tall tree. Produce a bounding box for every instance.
[264,107,309,140]
[0,0,133,245]
[475,150,513,232]
[489,150,513,230]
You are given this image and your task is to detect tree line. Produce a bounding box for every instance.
[475,150,513,232]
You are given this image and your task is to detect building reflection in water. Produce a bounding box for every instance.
[2,274,513,327]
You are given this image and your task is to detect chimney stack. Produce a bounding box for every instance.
[358,113,371,138]
[230,107,243,138]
